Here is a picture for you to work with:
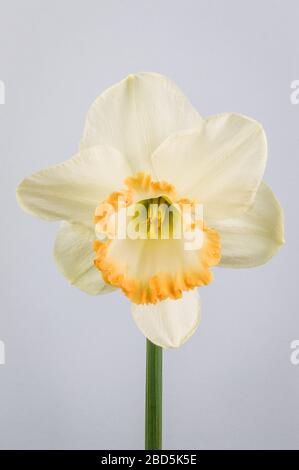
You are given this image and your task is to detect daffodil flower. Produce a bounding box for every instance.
[16,72,284,449]
[16,72,284,350]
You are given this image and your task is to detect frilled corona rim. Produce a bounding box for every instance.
[93,172,221,304]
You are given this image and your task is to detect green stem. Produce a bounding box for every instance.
[145,339,163,450]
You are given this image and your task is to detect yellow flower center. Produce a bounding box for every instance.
[93,173,221,304]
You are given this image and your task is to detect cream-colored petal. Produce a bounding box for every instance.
[152,113,267,219]
[80,72,202,174]
[16,145,131,225]
[131,289,200,348]
[211,182,284,268]
[54,221,115,295]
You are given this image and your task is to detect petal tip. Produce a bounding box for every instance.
[131,290,201,349]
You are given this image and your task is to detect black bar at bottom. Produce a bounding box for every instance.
[0,450,298,466]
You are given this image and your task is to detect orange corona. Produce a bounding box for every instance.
[93,173,221,304]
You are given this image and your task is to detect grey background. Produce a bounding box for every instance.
[0,0,298,450]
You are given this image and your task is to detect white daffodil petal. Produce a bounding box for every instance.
[80,72,202,174]
[16,145,131,225]
[152,113,267,219]
[54,221,115,295]
[131,290,201,348]
[211,182,284,268]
